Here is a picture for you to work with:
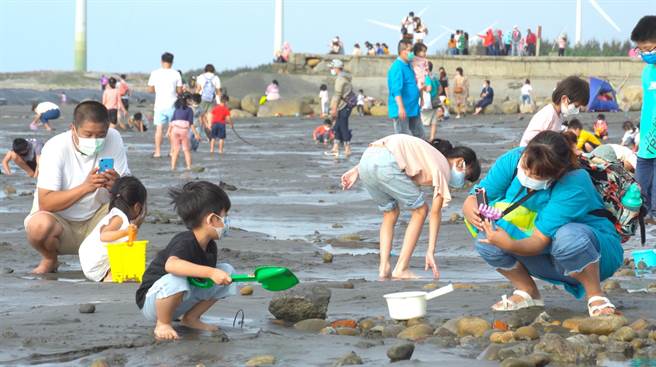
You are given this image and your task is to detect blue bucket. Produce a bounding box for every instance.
[632,249,656,274]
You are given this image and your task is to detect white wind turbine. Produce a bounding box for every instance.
[575,0,621,44]
[366,6,430,31]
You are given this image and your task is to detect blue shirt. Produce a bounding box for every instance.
[474,148,623,297]
[480,86,494,102]
[387,58,420,119]
[638,64,656,159]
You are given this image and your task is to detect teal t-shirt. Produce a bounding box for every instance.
[474,148,623,298]
[638,64,656,159]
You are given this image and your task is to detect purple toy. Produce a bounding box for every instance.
[478,204,502,221]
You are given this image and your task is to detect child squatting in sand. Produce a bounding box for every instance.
[135,181,236,340]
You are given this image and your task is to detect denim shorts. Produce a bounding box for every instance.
[358,147,424,212]
[40,109,60,123]
[153,107,175,126]
[141,263,237,322]
[211,123,227,139]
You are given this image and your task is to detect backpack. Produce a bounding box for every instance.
[200,76,216,102]
[341,91,358,109]
[578,155,646,245]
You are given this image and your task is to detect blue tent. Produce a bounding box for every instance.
[587,77,619,112]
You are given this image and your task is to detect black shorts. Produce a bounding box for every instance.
[108,109,118,124]
[121,98,129,111]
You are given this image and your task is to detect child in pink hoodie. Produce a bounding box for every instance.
[412,42,431,109]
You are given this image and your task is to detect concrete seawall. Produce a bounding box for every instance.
[278,53,644,81]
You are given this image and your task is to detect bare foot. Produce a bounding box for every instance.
[181,316,219,332]
[31,258,59,274]
[379,263,391,280]
[154,322,179,340]
[102,271,114,282]
[391,269,419,279]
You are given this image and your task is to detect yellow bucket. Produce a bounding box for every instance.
[105,240,148,283]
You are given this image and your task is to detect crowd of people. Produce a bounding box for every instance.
[2,14,655,342]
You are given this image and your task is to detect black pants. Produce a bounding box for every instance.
[334,107,352,143]
[558,48,565,57]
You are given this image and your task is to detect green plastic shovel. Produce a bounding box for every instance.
[188,266,299,291]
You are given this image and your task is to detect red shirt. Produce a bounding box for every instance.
[211,104,230,125]
[526,33,537,45]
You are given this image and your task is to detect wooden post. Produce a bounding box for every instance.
[536,25,542,57]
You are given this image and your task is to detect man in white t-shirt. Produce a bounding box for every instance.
[24,101,130,273]
[148,52,183,158]
[195,64,222,139]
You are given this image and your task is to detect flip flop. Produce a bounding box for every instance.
[491,290,544,311]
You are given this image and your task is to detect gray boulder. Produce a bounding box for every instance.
[268,284,331,322]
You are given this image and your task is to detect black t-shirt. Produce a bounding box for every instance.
[135,231,217,309]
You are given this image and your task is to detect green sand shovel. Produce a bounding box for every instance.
[188,266,299,291]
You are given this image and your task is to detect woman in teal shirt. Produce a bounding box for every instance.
[462,131,623,316]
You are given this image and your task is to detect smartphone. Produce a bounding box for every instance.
[98,158,114,173]
[475,187,488,218]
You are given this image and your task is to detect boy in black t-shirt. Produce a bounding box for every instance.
[135,181,235,340]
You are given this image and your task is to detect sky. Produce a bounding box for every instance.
[1,0,655,73]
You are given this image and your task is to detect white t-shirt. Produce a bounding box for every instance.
[319,90,329,105]
[34,128,130,221]
[35,102,59,114]
[519,104,562,147]
[357,94,365,106]
[148,68,182,111]
[196,72,221,93]
[78,207,129,282]
[520,84,533,96]
[609,144,637,169]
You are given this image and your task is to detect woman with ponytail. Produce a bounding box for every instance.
[463,131,622,316]
[78,176,147,282]
[341,134,480,279]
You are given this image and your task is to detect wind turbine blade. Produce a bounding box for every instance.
[366,19,400,31]
[588,0,621,32]
[478,21,498,35]
[426,31,449,47]
[417,6,429,17]
[440,25,456,33]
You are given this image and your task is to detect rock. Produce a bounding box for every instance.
[240,285,254,296]
[495,308,544,329]
[519,103,535,114]
[578,315,628,335]
[422,283,438,290]
[306,58,321,68]
[1,267,14,274]
[527,352,551,367]
[514,326,539,341]
[406,317,427,327]
[427,331,459,348]
[617,85,642,112]
[322,252,334,263]
[355,340,383,349]
[3,185,16,195]
[631,338,647,351]
[453,283,479,290]
[562,317,586,332]
[293,319,330,332]
[397,324,434,341]
[611,326,636,342]
[320,326,337,335]
[369,105,388,117]
[331,223,343,228]
[331,319,357,329]
[456,317,491,337]
[615,268,636,277]
[90,358,109,367]
[336,327,359,336]
[257,98,313,118]
[241,93,261,115]
[440,319,459,335]
[79,304,95,314]
[449,213,463,223]
[534,333,582,364]
[386,343,414,362]
[358,319,376,331]
[501,100,519,114]
[226,96,241,110]
[479,343,504,361]
[500,358,533,367]
[602,279,622,291]
[332,351,363,366]
[268,285,331,322]
[606,340,633,358]
[338,234,361,242]
[190,166,205,173]
[382,324,405,338]
[498,342,535,360]
[245,355,276,366]
[630,319,653,331]
[230,109,254,119]
[490,331,515,344]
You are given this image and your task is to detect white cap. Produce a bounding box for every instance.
[329,59,344,69]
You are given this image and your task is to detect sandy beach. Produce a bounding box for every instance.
[1,101,655,366]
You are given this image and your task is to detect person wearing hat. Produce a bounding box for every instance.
[592,144,637,172]
[327,59,354,158]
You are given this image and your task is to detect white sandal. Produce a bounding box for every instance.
[492,290,545,311]
[587,296,618,317]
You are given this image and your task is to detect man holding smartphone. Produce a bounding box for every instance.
[24,101,130,274]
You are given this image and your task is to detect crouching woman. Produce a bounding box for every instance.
[462,131,623,316]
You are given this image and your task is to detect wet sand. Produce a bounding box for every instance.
[0,103,654,366]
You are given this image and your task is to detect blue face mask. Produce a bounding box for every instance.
[407,51,415,61]
[448,163,466,188]
[641,52,656,65]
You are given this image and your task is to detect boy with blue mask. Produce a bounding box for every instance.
[136,181,236,341]
[631,16,656,223]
